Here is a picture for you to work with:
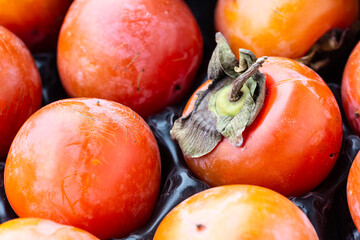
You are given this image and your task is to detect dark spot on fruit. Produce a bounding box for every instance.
[196,224,205,231]
[174,84,181,90]
[32,29,38,35]
[355,111,360,119]
[329,152,336,158]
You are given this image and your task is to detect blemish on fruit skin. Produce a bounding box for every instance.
[0,37,15,64]
[272,8,287,20]
[122,51,142,73]
[174,84,181,91]
[96,100,101,106]
[61,175,78,215]
[355,111,360,119]
[137,68,145,92]
[91,159,101,166]
[196,224,206,231]
[172,53,188,62]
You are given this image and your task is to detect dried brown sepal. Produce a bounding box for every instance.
[208,33,240,81]
[297,20,360,71]
[170,33,267,158]
[235,49,257,73]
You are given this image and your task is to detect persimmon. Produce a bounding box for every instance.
[342,41,360,135]
[0,218,99,240]
[171,34,343,196]
[0,26,42,160]
[347,150,360,233]
[57,0,203,118]
[4,98,161,239]
[0,0,72,52]
[215,0,359,59]
[154,185,319,240]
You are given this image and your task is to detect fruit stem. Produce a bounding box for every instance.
[228,56,267,102]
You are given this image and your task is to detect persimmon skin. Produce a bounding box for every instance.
[4,98,161,239]
[0,26,42,160]
[154,185,319,240]
[215,0,359,59]
[342,41,360,135]
[347,151,360,232]
[0,0,72,52]
[183,57,343,197]
[0,218,99,240]
[57,0,203,118]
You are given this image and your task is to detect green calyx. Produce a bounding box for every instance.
[209,83,250,118]
[170,32,267,158]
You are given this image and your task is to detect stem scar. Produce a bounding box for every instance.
[196,224,206,231]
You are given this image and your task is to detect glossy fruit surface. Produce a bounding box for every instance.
[342,41,360,135]
[182,57,343,196]
[215,0,359,58]
[347,151,360,232]
[0,218,99,239]
[154,185,319,240]
[4,98,161,239]
[0,0,72,52]
[0,26,42,160]
[57,0,203,118]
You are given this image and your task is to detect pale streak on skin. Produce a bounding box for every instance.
[122,51,142,73]
[4,100,11,118]
[123,124,141,145]
[0,37,15,65]
[73,108,95,121]
[273,8,287,20]
[5,86,26,120]
[172,52,188,62]
[91,157,110,166]
[136,68,145,91]
[81,122,118,146]
[15,86,25,113]
[113,42,126,52]
[73,106,120,146]
[120,109,144,144]
[61,174,79,216]
[67,104,143,161]
[61,106,119,149]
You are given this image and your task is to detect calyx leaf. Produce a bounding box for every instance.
[170,33,267,158]
[297,20,360,71]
